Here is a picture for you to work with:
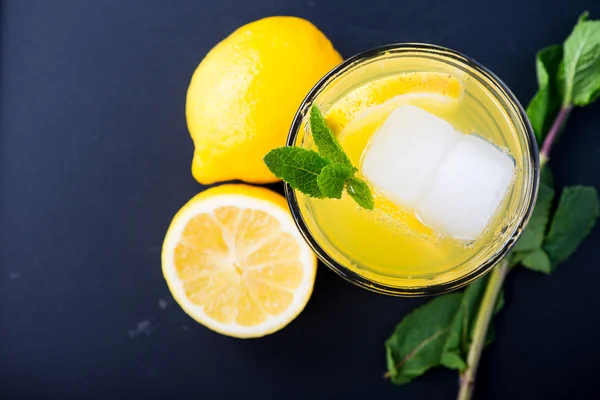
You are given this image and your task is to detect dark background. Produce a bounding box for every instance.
[1,0,600,399]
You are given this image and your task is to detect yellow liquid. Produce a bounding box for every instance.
[296,63,529,285]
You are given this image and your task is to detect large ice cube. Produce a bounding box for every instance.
[362,105,461,208]
[418,134,515,240]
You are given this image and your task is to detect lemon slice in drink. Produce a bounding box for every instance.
[327,72,464,166]
[325,71,464,134]
[162,185,317,338]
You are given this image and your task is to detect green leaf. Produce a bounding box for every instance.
[560,12,600,106]
[386,274,507,382]
[263,147,329,198]
[385,293,462,384]
[526,45,563,143]
[317,164,355,199]
[526,89,552,144]
[439,275,504,371]
[521,249,552,274]
[536,45,563,89]
[544,186,600,266]
[541,166,554,186]
[309,105,351,165]
[441,276,489,371]
[345,177,374,210]
[509,252,526,268]
[513,182,555,252]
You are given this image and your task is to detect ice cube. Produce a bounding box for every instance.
[361,105,461,208]
[418,134,515,240]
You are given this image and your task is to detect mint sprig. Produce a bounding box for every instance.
[264,105,374,210]
[384,13,600,400]
[263,147,330,198]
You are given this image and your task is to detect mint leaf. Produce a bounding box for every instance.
[509,252,526,268]
[526,45,563,143]
[387,274,507,383]
[513,182,555,252]
[541,166,554,186]
[560,12,600,106]
[441,276,488,371]
[386,293,462,384]
[346,177,374,210]
[440,276,504,372]
[527,90,552,144]
[544,186,600,266]
[310,105,351,165]
[439,348,465,371]
[536,45,563,89]
[263,147,329,198]
[317,164,355,199]
[521,249,552,274]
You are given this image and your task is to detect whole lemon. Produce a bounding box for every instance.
[186,16,342,184]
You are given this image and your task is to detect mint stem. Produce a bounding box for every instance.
[540,105,572,165]
[456,104,570,400]
[456,260,509,400]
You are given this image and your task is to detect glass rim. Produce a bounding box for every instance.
[284,43,540,296]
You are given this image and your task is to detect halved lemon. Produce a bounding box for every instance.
[162,185,317,338]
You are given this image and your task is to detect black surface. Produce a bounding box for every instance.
[1,0,600,399]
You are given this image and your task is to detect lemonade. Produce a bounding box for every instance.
[287,45,538,295]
